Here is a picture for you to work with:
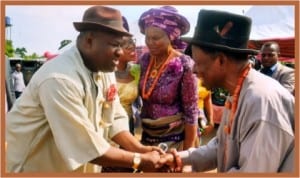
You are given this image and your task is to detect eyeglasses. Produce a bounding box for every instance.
[122,38,136,49]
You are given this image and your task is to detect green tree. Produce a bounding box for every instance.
[25,52,40,60]
[211,87,229,106]
[15,47,27,58]
[58,39,72,50]
[6,39,43,59]
[5,40,14,57]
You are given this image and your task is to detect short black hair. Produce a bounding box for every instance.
[261,41,280,53]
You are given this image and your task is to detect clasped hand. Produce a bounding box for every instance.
[140,148,183,172]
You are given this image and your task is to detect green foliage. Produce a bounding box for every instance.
[211,87,229,106]
[8,46,42,60]
[5,40,14,57]
[58,39,72,50]
[15,47,27,58]
[6,39,62,60]
[24,53,41,60]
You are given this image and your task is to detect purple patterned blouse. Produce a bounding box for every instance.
[139,53,198,125]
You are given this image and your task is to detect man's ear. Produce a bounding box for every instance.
[216,52,229,75]
[83,31,94,48]
[216,52,226,66]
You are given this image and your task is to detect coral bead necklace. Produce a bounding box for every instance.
[142,50,175,100]
[223,63,251,168]
[149,57,165,78]
[223,63,251,134]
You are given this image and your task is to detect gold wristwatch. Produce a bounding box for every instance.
[132,153,141,170]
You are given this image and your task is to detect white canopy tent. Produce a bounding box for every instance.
[245,5,294,40]
[245,5,295,62]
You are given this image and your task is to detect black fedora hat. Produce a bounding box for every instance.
[74,6,132,36]
[182,9,258,54]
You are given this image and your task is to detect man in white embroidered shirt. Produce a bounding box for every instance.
[6,6,163,173]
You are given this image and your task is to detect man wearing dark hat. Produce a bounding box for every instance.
[6,6,163,172]
[159,9,294,172]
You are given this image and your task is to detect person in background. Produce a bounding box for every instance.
[115,16,140,135]
[159,9,294,172]
[6,6,164,173]
[260,41,295,94]
[12,63,26,99]
[195,79,214,146]
[5,56,16,111]
[137,6,198,151]
[248,55,261,70]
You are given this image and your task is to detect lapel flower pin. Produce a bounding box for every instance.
[104,84,117,108]
[106,84,117,102]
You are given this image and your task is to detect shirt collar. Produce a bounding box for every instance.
[269,63,278,72]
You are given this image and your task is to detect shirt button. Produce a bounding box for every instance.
[93,73,101,81]
[95,75,101,81]
[104,102,110,108]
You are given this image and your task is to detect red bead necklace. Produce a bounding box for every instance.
[142,51,175,100]
[224,63,251,134]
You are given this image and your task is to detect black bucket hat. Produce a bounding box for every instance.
[182,9,258,55]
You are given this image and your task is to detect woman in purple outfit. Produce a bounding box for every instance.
[138,6,198,151]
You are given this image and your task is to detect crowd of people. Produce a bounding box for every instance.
[6,5,295,173]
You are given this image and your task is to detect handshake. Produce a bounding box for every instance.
[136,143,185,172]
